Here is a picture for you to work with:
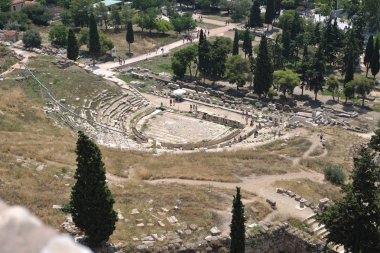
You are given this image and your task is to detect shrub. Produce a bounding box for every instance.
[23,30,41,48]
[324,165,346,185]
[49,25,68,47]
[21,4,52,26]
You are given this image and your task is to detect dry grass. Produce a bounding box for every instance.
[258,137,312,157]
[309,145,325,157]
[104,29,180,58]
[104,148,297,183]
[245,200,272,222]
[0,46,18,73]
[272,178,342,203]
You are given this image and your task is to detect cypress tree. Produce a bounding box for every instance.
[126,21,134,55]
[254,36,273,97]
[321,18,335,65]
[299,44,310,96]
[309,46,325,101]
[232,29,239,55]
[371,39,380,79]
[89,13,101,66]
[242,29,252,58]
[282,30,291,61]
[198,30,210,80]
[70,132,117,248]
[364,35,374,77]
[343,30,356,84]
[67,29,79,61]
[248,0,262,29]
[265,0,275,30]
[230,187,245,253]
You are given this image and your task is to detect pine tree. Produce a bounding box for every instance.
[254,36,273,97]
[230,187,246,253]
[265,0,275,30]
[67,29,79,61]
[126,21,134,55]
[232,29,239,55]
[248,0,262,29]
[371,39,380,79]
[309,46,325,101]
[70,132,117,248]
[364,35,374,77]
[89,13,101,66]
[242,29,252,58]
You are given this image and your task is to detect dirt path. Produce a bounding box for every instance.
[1,48,35,77]
[292,134,328,165]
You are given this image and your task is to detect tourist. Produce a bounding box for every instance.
[322,137,326,147]
[170,99,172,106]
[190,104,192,111]
[208,30,210,36]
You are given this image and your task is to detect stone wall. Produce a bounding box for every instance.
[245,223,335,253]
[134,223,336,253]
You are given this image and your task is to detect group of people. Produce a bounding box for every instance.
[189,104,198,112]
[183,37,194,44]
[118,57,126,65]
[169,98,176,106]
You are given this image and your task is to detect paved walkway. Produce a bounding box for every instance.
[96,16,239,71]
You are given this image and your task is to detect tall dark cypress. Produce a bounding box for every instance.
[254,36,273,97]
[230,187,245,253]
[248,0,262,29]
[309,46,325,101]
[232,29,239,55]
[371,39,380,79]
[198,29,210,80]
[343,29,356,84]
[265,0,275,30]
[89,13,101,66]
[242,29,252,58]
[364,36,374,77]
[126,21,134,55]
[70,132,117,248]
[67,29,79,61]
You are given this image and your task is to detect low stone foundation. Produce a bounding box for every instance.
[133,223,336,253]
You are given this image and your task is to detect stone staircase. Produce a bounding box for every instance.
[303,214,345,253]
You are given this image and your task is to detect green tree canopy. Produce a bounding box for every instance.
[326,75,339,101]
[225,55,250,90]
[273,70,300,98]
[349,76,374,107]
[23,30,41,48]
[49,25,68,48]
